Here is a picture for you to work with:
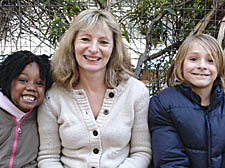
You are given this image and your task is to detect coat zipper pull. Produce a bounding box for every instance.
[18,127,22,134]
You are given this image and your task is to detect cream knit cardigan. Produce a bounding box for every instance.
[37,77,152,168]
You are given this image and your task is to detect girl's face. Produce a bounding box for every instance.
[10,62,45,112]
[74,22,114,76]
[183,41,218,93]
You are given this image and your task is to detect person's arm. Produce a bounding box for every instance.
[119,84,152,168]
[148,95,190,168]
[37,96,63,168]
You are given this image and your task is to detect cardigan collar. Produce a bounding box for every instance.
[72,76,128,99]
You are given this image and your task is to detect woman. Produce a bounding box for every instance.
[37,9,151,168]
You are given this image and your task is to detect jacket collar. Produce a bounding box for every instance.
[0,91,27,121]
[177,83,224,109]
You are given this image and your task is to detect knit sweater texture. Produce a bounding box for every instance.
[37,77,151,168]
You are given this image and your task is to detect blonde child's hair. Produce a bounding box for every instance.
[167,34,225,92]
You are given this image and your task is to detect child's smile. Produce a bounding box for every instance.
[183,41,218,94]
[23,95,36,102]
[10,62,45,112]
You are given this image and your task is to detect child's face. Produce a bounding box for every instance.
[10,62,46,112]
[183,41,218,93]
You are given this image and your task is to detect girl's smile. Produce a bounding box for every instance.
[10,62,45,112]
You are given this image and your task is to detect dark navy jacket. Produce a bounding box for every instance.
[148,84,225,168]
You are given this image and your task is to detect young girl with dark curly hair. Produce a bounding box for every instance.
[0,50,52,168]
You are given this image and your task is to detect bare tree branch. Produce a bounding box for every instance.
[148,41,182,60]
[217,15,225,46]
[135,0,192,78]
[189,0,225,37]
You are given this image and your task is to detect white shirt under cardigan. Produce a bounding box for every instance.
[37,77,152,168]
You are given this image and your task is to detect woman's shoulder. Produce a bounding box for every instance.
[118,76,149,100]
[112,76,149,99]
[44,82,71,100]
[126,76,148,89]
[40,83,73,112]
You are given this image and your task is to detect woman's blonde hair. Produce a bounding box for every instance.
[51,9,132,90]
[167,34,225,92]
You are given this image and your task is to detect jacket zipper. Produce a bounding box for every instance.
[8,110,32,168]
[8,119,20,168]
[205,110,211,168]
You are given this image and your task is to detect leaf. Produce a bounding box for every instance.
[165,8,176,16]
[43,0,50,6]
[121,23,130,43]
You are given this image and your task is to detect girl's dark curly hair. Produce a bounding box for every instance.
[0,50,53,100]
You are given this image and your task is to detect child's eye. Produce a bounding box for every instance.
[36,81,44,86]
[190,57,197,61]
[208,59,214,63]
[19,79,28,83]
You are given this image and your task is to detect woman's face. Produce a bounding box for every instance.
[74,22,114,75]
[10,62,45,112]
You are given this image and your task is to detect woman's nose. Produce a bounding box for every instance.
[88,41,99,53]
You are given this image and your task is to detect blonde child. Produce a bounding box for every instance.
[148,34,225,168]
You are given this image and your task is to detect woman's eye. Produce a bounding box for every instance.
[100,40,108,44]
[81,38,89,41]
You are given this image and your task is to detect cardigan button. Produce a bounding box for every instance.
[93,148,99,154]
[108,92,114,98]
[78,91,83,95]
[103,109,109,115]
[93,130,98,136]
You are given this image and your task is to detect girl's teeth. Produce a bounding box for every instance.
[23,96,35,101]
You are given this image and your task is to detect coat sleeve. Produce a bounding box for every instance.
[37,96,63,168]
[148,94,190,168]
[118,83,152,168]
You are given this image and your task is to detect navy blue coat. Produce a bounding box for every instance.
[148,84,225,168]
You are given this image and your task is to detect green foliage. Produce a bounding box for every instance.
[41,0,88,47]
[40,0,217,53]
[41,0,113,47]
[121,0,215,48]
[118,0,222,90]
[121,23,130,43]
